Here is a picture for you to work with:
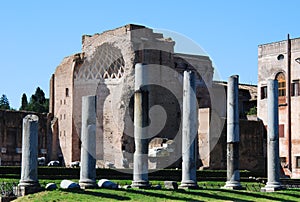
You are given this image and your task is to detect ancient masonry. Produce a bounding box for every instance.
[50,24,264,172]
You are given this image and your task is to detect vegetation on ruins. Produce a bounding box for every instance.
[247,106,257,115]
[0,94,10,110]
[19,87,49,113]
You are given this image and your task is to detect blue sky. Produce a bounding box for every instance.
[1,1,299,109]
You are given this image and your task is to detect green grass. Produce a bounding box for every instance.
[2,178,300,201]
[12,187,300,202]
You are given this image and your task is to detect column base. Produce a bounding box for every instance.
[179,180,199,189]
[79,179,98,189]
[18,180,40,188]
[261,182,284,192]
[131,180,150,189]
[15,184,43,196]
[223,181,243,190]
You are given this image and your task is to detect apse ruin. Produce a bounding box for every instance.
[49,24,264,172]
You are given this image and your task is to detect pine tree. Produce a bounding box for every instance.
[26,87,49,113]
[0,94,10,110]
[20,93,28,110]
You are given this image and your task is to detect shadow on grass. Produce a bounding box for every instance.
[123,189,203,201]
[206,188,295,202]
[61,189,130,201]
[274,190,300,200]
[174,189,253,202]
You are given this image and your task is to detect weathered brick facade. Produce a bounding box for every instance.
[258,36,300,178]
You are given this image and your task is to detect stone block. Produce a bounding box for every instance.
[45,183,57,190]
[164,181,178,190]
[122,185,132,189]
[98,179,118,189]
[60,180,80,189]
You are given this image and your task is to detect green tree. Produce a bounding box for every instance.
[0,94,10,110]
[26,87,49,113]
[20,93,28,110]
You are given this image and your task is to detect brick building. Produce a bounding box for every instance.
[0,110,52,165]
[258,36,300,178]
[49,24,265,172]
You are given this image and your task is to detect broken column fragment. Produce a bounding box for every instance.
[18,114,41,195]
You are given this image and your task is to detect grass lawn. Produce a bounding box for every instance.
[12,187,300,202]
[2,178,300,201]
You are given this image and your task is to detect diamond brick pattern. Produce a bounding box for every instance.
[75,43,125,80]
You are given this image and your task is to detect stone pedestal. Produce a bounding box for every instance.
[223,75,242,190]
[261,79,283,192]
[79,95,97,189]
[180,71,198,189]
[14,185,44,197]
[132,63,150,188]
[18,114,40,191]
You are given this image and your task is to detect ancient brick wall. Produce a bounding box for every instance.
[207,118,266,174]
[0,110,51,165]
[53,55,77,166]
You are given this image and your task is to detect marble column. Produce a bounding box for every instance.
[180,70,198,189]
[261,79,283,192]
[79,95,97,189]
[132,63,150,188]
[223,75,242,189]
[19,114,40,188]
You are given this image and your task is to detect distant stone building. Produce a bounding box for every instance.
[49,24,264,173]
[258,36,300,178]
[0,110,51,165]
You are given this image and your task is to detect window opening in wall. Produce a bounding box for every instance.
[66,88,69,97]
[279,124,284,137]
[277,54,284,60]
[296,156,300,168]
[275,72,286,105]
[292,80,299,96]
[261,86,267,99]
[280,157,287,168]
[276,72,286,96]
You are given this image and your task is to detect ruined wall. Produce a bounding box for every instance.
[73,26,137,168]
[52,24,222,169]
[0,110,50,165]
[208,118,266,173]
[53,55,76,165]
